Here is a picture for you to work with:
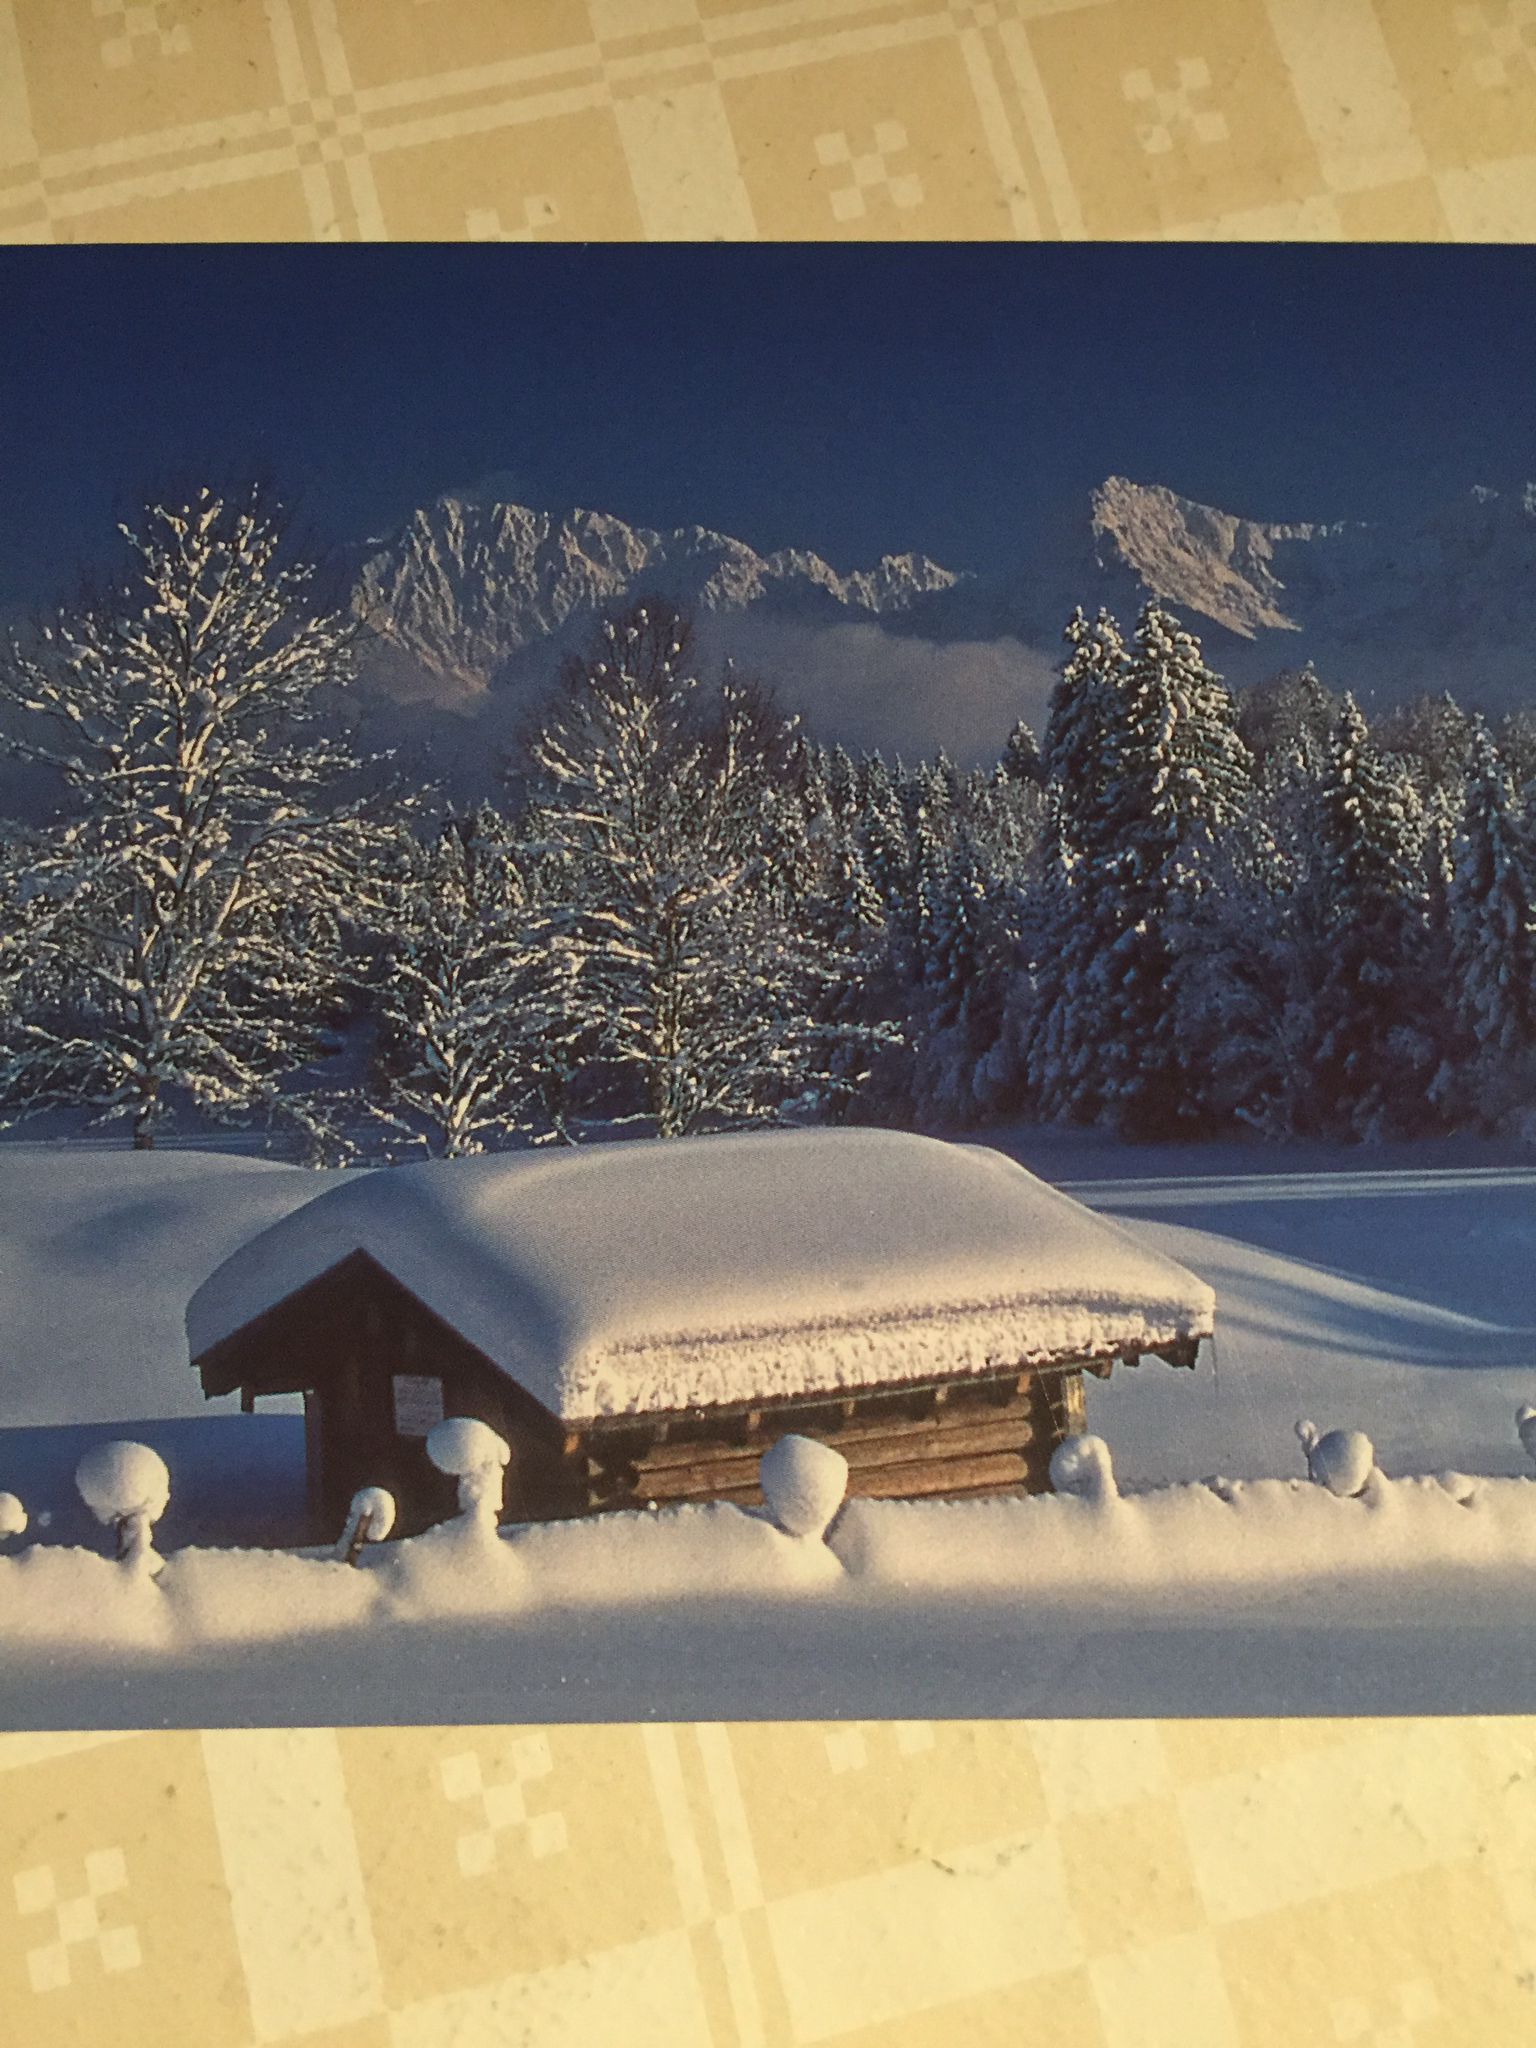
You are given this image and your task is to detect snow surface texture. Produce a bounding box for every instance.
[0,1146,325,1427]
[186,1129,1214,1420]
[7,1456,1536,1723]
[1051,1147,1536,1489]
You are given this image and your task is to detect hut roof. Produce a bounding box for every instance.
[186,1129,1214,1421]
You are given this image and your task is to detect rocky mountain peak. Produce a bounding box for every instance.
[351,488,966,706]
[1090,477,1325,639]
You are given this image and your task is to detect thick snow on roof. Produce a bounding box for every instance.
[185,1129,1215,1421]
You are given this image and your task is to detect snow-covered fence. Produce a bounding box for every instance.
[426,1418,511,1531]
[9,1404,1536,1673]
[1296,1420,1377,1498]
[1048,1434,1118,1506]
[74,1441,170,1574]
[759,1435,848,1540]
[336,1487,396,1566]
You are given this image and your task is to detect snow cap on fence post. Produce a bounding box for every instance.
[1296,1420,1375,1498]
[1049,1434,1118,1506]
[426,1417,511,1527]
[336,1486,396,1566]
[74,1441,170,1572]
[759,1434,848,1540]
[0,1492,26,1543]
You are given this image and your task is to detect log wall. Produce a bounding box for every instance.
[576,1366,1075,1513]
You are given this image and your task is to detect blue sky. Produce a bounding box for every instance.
[2,242,1533,607]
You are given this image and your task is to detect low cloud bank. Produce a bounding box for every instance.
[349,613,1062,802]
[696,615,1058,767]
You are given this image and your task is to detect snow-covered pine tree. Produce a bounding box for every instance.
[909,826,1015,1127]
[1017,608,1133,1125]
[1139,601,1253,867]
[999,719,1042,787]
[1164,809,1324,1140]
[1306,694,1438,1138]
[856,751,913,929]
[1498,709,1536,800]
[951,749,1050,1121]
[825,742,861,826]
[1236,662,1338,781]
[368,807,575,1156]
[795,757,901,1123]
[518,601,864,1138]
[906,755,957,955]
[1375,692,1476,803]
[1041,607,1127,875]
[1438,721,1536,1129]
[1024,601,1252,1137]
[0,491,386,1149]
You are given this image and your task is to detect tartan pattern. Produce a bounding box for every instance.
[1,0,1531,243]
[4,1717,1536,2046]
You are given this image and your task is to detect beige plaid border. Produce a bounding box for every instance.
[5,1716,1536,2046]
[5,0,1536,2042]
[0,0,1533,244]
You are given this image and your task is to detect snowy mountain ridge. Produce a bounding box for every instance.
[1085,475,1536,657]
[345,475,1536,758]
[1087,474,1353,639]
[351,493,964,707]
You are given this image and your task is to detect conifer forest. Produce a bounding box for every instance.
[4,491,1534,1160]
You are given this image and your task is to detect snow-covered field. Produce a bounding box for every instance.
[2,1130,1535,1722]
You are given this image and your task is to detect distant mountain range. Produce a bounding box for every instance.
[347,491,964,711]
[5,476,1526,818]
[346,476,1536,783]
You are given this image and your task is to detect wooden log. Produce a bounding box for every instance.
[592,1442,1065,1513]
[1152,1336,1201,1369]
[594,1431,1026,1506]
[596,1409,1039,1498]
[843,1450,1030,1500]
[607,1464,756,1505]
[1042,1371,1087,1437]
[843,1415,1035,1471]
[614,1386,1038,1476]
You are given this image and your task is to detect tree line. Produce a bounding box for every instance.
[2,490,1534,1156]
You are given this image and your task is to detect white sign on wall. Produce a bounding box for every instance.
[392,1374,445,1439]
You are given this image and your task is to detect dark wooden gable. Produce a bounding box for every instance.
[192,1249,580,1532]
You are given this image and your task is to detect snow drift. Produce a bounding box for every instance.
[6,1456,1536,1723]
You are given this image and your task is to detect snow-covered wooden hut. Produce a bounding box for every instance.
[186,1129,1214,1536]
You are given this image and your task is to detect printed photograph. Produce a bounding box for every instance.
[1,241,1534,1727]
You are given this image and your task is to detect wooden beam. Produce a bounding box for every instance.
[625,1441,1038,1509]
[614,1406,1037,1486]
[843,1450,1030,1500]
[614,1385,1039,1474]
